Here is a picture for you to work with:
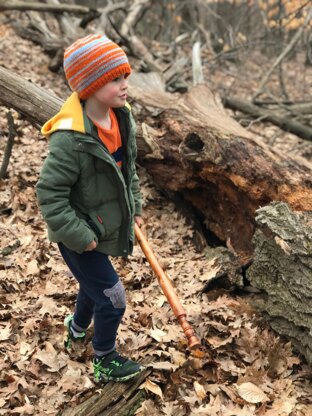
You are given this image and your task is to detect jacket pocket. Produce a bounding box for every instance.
[87,202,123,241]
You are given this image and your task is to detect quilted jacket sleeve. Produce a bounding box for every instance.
[36,132,96,253]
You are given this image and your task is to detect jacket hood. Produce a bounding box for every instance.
[41,92,85,137]
[41,91,131,138]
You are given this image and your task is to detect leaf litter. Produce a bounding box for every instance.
[0,24,311,416]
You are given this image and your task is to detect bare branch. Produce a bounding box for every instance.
[0,1,94,14]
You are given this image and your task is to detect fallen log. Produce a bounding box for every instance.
[254,100,312,114]
[246,202,312,365]
[61,366,152,416]
[0,1,95,14]
[0,67,311,260]
[223,96,312,141]
[129,72,312,259]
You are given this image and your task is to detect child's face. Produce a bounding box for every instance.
[93,74,129,108]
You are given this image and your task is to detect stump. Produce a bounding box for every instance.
[246,202,312,364]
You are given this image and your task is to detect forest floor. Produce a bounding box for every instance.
[0,22,312,416]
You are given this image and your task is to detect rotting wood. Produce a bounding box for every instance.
[98,388,146,416]
[61,366,152,416]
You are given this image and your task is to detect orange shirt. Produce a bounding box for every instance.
[93,108,123,169]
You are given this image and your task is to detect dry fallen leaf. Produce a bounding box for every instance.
[265,398,295,416]
[149,328,167,342]
[33,342,68,372]
[36,296,66,316]
[139,379,163,399]
[237,382,269,404]
[0,322,12,341]
[169,348,187,366]
[26,259,39,275]
[150,361,179,371]
[9,403,35,415]
[194,381,206,399]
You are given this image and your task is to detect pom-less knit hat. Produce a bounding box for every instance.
[63,34,131,100]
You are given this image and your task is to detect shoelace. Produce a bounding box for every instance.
[113,353,128,365]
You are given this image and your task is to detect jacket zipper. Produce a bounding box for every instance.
[79,110,132,252]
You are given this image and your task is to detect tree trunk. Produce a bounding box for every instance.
[246,202,312,365]
[0,67,311,261]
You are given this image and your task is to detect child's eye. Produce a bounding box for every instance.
[112,76,122,82]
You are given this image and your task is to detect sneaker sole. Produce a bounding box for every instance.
[96,367,146,383]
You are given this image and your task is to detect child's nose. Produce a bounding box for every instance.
[121,77,128,89]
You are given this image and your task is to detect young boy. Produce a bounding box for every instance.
[36,34,145,382]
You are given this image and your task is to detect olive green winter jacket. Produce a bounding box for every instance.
[36,92,142,257]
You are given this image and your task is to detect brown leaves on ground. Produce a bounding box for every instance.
[0,24,312,416]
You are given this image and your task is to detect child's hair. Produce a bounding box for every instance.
[63,34,132,100]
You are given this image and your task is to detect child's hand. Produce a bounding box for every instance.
[84,239,97,251]
[135,215,144,228]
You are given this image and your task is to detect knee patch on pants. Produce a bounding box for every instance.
[104,280,126,309]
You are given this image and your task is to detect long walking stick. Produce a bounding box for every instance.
[134,223,201,349]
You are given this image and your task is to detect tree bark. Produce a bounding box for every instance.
[246,202,312,365]
[61,366,151,416]
[0,111,16,179]
[0,67,311,260]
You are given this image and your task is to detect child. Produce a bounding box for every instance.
[36,34,145,382]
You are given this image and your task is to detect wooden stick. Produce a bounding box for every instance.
[134,223,201,349]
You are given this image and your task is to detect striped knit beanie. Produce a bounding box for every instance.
[63,34,131,100]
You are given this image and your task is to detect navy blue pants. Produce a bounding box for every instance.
[58,243,126,355]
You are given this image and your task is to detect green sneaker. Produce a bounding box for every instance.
[64,314,86,351]
[93,350,145,382]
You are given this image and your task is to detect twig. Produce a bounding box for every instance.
[245,115,268,130]
[253,7,312,101]
[0,110,16,179]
